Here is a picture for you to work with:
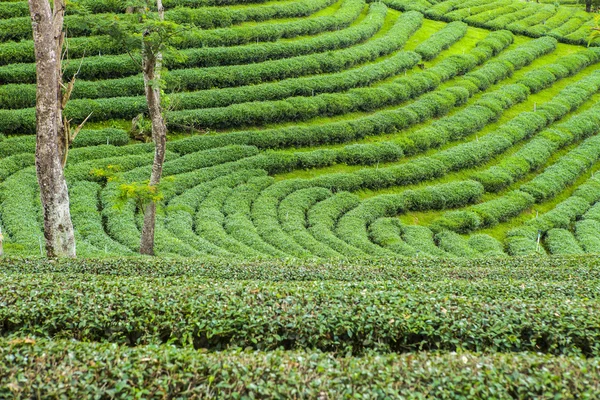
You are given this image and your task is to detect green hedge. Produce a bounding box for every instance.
[414,21,468,61]
[427,73,600,234]
[0,14,422,132]
[472,77,600,193]
[0,8,407,111]
[165,30,518,148]
[167,52,421,129]
[0,0,295,19]
[0,0,362,65]
[368,218,418,256]
[575,219,600,253]
[170,31,549,131]
[380,0,600,47]
[307,192,365,257]
[3,341,600,398]
[507,175,600,256]
[2,255,600,277]
[1,25,513,136]
[521,135,600,202]
[278,187,341,258]
[436,230,480,257]
[0,0,373,84]
[0,128,128,158]
[335,180,484,256]
[3,273,600,354]
[69,181,135,256]
[0,0,336,41]
[545,228,585,255]
[0,51,421,118]
[193,171,271,258]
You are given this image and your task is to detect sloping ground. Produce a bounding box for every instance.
[384,0,599,46]
[0,0,599,258]
[2,256,600,397]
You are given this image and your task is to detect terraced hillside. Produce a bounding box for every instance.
[1,0,600,258]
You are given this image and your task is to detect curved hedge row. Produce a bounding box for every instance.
[0,0,376,85]
[172,50,417,110]
[0,11,423,131]
[335,180,484,256]
[430,78,600,234]
[0,0,294,19]
[170,30,552,131]
[163,31,517,152]
[414,21,468,61]
[302,53,600,226]
[0,11,416,111]
[0,0,336,42]
[0,0,364,66]
[168,52,421,129]
[380,0,599,47]
[507,174,600,256]
[474,95,600,193]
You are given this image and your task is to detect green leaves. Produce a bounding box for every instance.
[1,271,600,356]
[590,15,600,46]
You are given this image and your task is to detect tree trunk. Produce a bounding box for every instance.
[586,0,592,12]
[28,0,76,258]
[139,0,167,256]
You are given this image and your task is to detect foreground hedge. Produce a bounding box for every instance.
[3,271,600,355]
[3,340,600,398]
[2,256,600,278]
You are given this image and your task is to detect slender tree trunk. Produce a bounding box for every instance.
[586,0,592,12]
[139,0,167,255]
[28,0,76,258]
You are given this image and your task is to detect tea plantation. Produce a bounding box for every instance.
[1,0,600,258]
[2,0,600,397]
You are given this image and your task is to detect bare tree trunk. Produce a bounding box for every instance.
[139,0,167,256]
[28,0,76,258]
[583,0,594,12]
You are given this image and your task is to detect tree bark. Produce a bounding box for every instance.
[28,0,76,258]
[587,0,592,12]
[139,0,167,256]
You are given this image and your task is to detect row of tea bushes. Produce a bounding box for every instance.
[0,0,336,41]
[0,0,375,84]
[0,0,365,65]
[4,274,600,354]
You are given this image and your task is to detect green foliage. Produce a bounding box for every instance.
[0,0,336,42]
[90,163,172,215]
[115,181,164,214]
[384,0,598,46]
[2,265,600,354]
[0,0,599,262]
[6,340,600,398]
[414,21,468,60]
[591,15,600,45]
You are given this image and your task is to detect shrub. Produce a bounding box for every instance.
[415,21,468,61]
[545,228,584,255]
